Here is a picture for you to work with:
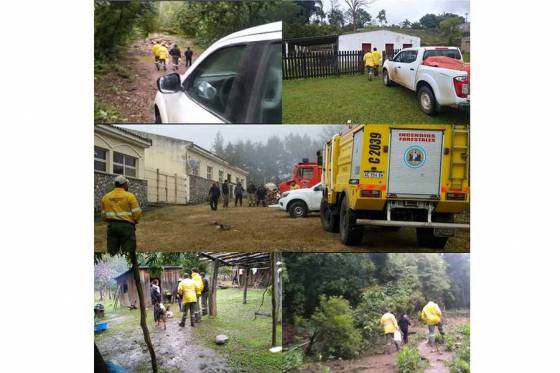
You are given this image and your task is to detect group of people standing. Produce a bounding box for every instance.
[149,268,209,329]
[151,40,194,71]
[208,181,268,210]
[380,301,445,354]
[363,47,383,81]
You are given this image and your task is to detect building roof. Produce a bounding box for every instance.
[199,252,271,268]
[130,129,249,176]
[284,34,338,46]
[339,29,420,40]
[95,125,152,147]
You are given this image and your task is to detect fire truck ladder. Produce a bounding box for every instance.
[449,125,470,191]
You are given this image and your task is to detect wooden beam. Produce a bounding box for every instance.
[209,260,220,317]
[271,252,278,347]
[243,267,249,304]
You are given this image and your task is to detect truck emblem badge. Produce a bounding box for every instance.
[404,146,426,168]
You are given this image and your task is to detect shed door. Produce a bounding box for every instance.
[362,43,371,53]
[388,129,443,197]
[385,44,394,58]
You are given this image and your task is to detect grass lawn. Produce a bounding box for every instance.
[94,288,281,372]
[283,74,470,124]
[193,288,282,372]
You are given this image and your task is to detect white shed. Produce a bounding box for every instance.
[338,30,421,55]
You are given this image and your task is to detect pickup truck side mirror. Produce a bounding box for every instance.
[157,73,182,94]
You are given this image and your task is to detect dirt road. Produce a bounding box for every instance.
[95,305,230,372]
[294,314,469,372]
[95,33,198,123]
[94,204,469,252]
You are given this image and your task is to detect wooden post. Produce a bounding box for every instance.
[130,249,158,373]
[156,168,160,203]
[209,260,220,317]
[271,252,278,347]
[243,267,249,304]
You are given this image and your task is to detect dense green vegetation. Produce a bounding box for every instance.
[283,253,470,361]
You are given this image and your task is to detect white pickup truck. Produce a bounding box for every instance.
[277,183,323,218]
[382,47,470,115]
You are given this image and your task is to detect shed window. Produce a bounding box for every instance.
[207,166,213,180]
[94,146,108,172]
[113,152,137,178]
[122,283,128,293]
[218,170,224,182]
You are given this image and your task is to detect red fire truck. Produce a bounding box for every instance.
[278,158,322,193]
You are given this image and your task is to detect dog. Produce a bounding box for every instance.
[156,303,168,330]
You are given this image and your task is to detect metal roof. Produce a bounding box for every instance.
[199,252,271,268]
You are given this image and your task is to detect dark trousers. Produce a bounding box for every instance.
[235,194,243,206]
[181,302,196,326]
[106,221,136,255]
[210,197,218,210]
[402,329,409,344]
[257,198,266,207]
[201,292,209,315]
[185,57,192,67]
[223,194,229,208]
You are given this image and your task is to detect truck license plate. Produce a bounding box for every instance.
[364,171,384,178]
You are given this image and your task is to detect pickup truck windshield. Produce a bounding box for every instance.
[423,49,461,60]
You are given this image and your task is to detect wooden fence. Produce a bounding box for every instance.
[282,48,402,80]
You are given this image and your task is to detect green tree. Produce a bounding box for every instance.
[376,9,387,25]
[343,0,373,31]
[419,13,438,28]
[439,16,463,45]
[212,131,225,158]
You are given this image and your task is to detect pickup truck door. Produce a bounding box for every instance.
[389,51,405,85]
[398,50,419,90]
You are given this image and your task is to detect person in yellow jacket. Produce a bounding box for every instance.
[289,181,300,190]
[191,268,204,322]
[371,47,382,77]
[178,273,197,327]
[363,49,375,81]
[158,44,169,71]
[101,175,143,255]
[421,301,445,347]
[152,41,161,70]
[380,310,400,354]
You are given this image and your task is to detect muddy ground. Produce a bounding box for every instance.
[95,302,229,373]
[95,33,199,123]
[94,204,469,252]
[292,313,468,373]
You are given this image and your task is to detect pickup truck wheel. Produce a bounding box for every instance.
[417,85,438,115]
[289,201,308,218]
[339,196,363,246]
[155,106,162,124]
[320,200,339,233]
[383,69,394,86]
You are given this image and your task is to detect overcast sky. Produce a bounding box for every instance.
[324,0,470,25]
[119,125,331,150]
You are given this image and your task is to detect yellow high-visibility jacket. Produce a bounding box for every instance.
[380,312,399,334]
[101,187,142,224]
[421,301,442,326]
[177,278,197,304]
[363,51,375,67]
[152,44,161,57]
[290,184,300,190]
[372,50,382,65]
[158,46,169,61]
[192,272,204,296]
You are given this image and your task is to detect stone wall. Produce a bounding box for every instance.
[188,175,215,204]
[94,172,148,213]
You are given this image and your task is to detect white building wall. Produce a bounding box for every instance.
[338,30,421,53]
[138,132,248,203]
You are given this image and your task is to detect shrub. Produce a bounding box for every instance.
[308,296,362,359]
[443,334,457,351]
[396,346,424,373]
[282,349,304,371]
[450,357,470,373]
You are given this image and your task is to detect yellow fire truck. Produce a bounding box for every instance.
[319,124,470,248]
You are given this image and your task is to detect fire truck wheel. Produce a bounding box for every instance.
[288,201,308,218]
[339,196,363,246]
[416,228,448,248]
[320,200,339,233]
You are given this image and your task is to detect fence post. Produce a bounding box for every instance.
[156,168,159,203]
[175,173,178,204]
